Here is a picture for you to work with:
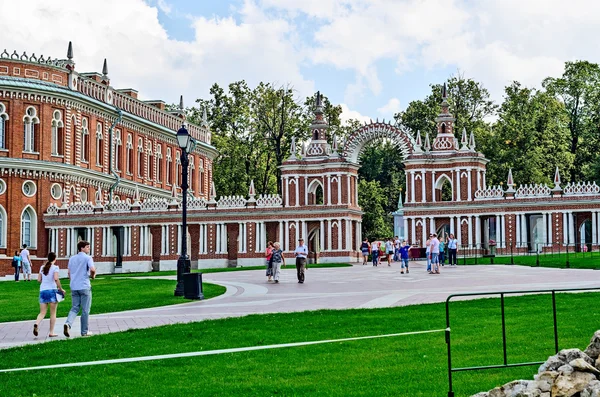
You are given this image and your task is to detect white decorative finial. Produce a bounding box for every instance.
[460,127,469,151]
[553,166,562,192]
[414,130,423,153]
[469,131,476,151]
[209,181,217,203]
[248,179,256,202]
[288,136,297,160]
[506,168,515,193]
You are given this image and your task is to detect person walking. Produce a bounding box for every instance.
[425,235,432,272]
[265,241,274,282]
[371,240,379,266]
[33,252,65,338]
[447,234,458,266]
[20,244,32,281]
[64,241,96,337]
[271,242,285,283]
[430,233,440,274]
[385,238,394,266]
[12,250,21,282]
[439,237,446,266]
[399,240,410,274]
[360,238,370,265]
[294,238,308,284]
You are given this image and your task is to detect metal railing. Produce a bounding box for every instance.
[445,287,600,397]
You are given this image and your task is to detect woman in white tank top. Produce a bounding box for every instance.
[34,252,66,338]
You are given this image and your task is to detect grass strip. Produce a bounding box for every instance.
[460,252,600,269]
[0,292,598,396]
[0,278,225,323]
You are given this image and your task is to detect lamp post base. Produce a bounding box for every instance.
[174,256,191,297]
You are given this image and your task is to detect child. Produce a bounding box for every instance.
[399,241,410,274]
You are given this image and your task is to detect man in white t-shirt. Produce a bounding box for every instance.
[430,234,440,274]
[20,244,31,281]
[294,238,308,283]
[64,240,96,337]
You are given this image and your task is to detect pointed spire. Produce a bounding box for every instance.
[133,185,141,204]
[460,127,469,151]
[209,181,217,203]
[95,184,103,206]
[201,106,208,127]
[442,82,447,99]
[506,168,515,193]
[179,95,184,111]
[288,136,297,160]
[553,166,562,192]
[397,190,403,209]
[315,91,323,115]
[67,41,73,60]
[424,132,431,152]
[102,58,108,76]
[248,179,256,198]
[171,183,178,198]
[469,131,476,151]
[414,130,423,153]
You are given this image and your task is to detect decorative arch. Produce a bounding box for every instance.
[307,179,324,205]
[20,205,38,248]
[0,204,7,248]
[435,174,453,202]
[342,121,416,163]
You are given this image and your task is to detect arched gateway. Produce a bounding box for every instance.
[342,121,416,163]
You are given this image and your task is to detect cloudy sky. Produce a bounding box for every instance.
[2,0,599,124]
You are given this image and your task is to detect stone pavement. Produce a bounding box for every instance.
[2,262,599,350]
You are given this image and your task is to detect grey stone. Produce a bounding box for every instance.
[487,380,540,397]
[470,393,489,397]
[570,358,600,374]
[534,371,559,392]
[582,379,600,397]
[558,364,574,375]
[539,348,594,373]
[585,331,600,360]
[552,371,597,397]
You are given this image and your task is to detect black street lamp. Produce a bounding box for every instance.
[174,123,194,296]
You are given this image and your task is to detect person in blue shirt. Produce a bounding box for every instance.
[12,250,21,281]
[399,241,410,274]
[439,238,446,266]
[447,234,458,266]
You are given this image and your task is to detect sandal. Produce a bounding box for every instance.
[33,324,38,337]
[48,334,58,337]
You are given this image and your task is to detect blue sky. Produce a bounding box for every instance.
[2,0,599,124]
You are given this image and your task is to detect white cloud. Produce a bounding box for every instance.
[156,0,172,15]
[339,103,371,125]
[377,98,401,117]
[0,0,315,109]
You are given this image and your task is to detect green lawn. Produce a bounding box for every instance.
[460,251,600,269]
[102,262,353,278]
[0,278,226,323]
[1,292,598,396]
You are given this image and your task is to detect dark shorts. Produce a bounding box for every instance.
[39,289,58,304]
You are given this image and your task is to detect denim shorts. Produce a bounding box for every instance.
[39,289,58,304]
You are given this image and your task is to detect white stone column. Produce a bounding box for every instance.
[431,171,436,203]
[355,176,359,207]
[547,214,552,247]
[295,177,299,207]
[421,171,426,203]
[501,215,506,248]
[327,220,332,251]
[319,220,324,251]
[284,221,289,251]
[467,216,473,247]
[421,217,427,246]
[456,169,461,201]
[475,215,481,248]
[593,211,598,245]
[477,170,481,190]
[410,171,416,203]
[223,223,228,253]
[542,213,548,249]
[483,172,487,189]
[278,221,283,248]
[198,224,203,254]
[238,223,243,253]
[467,168,472,201]
[516,214,521,247]
[327,175,332,205]
[569,212,576,247]
[562,212,568,245]
[177,225,182,255]
[430,217,435,236]
[450,216,455,235]
[357,221,362,249]
[337,174,342,204]
[411,218,416,245]
[302,220,307,242]
[347,175,351,205]
[284,176,289,207]
[304,177,308,206]
[216,224,222,254]
[456,218,462,246]
[495,215,500,247]
[521,214,528,248]
[66,228,71,256]
[403,218,409,240]
[337,219,342,251]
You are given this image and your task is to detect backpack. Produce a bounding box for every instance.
[11,258,18,268]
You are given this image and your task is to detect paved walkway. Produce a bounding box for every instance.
[2,262,599,349]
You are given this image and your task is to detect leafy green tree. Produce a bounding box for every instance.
[489,82,573,185]
[543,61,600,181]
[358,179,392,240]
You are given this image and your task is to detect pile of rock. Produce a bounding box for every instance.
[471,330,600,397]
